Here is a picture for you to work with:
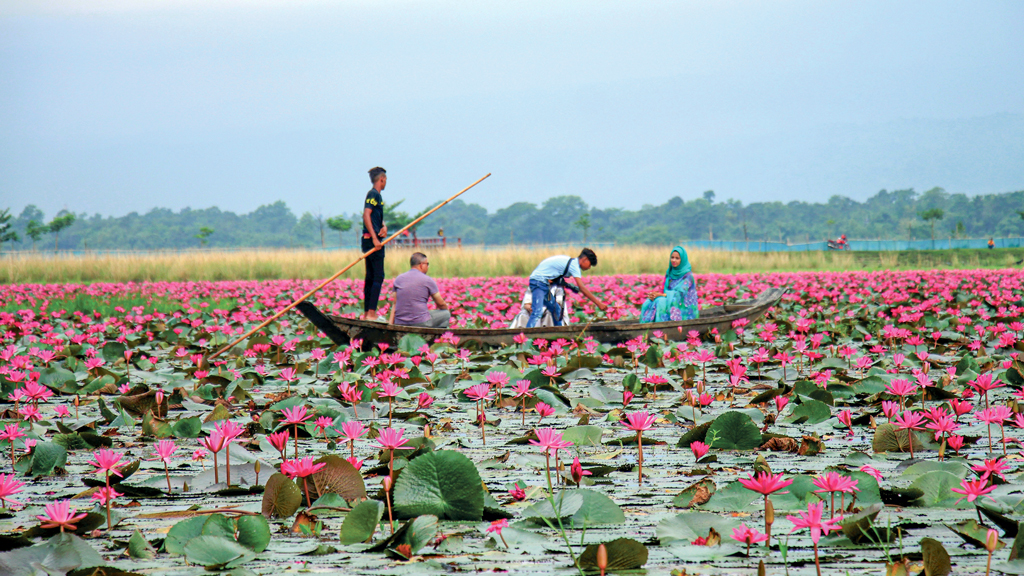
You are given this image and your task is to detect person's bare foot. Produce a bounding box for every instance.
[364,311,378,321]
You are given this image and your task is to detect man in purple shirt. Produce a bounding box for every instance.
[387,252,450,327]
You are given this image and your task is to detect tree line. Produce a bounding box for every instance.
[2,186,1024,252]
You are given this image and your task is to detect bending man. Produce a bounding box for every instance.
[525,248,607,328]
[388,252,451,328]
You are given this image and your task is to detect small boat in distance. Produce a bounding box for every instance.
[295,287,785,348]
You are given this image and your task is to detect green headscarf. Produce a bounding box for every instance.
[666,245,691,280]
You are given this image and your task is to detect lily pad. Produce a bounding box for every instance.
[706,411,762,450]
[569,489,626,527]
[183,535,256,570]
[577,538,648,571]
[339,500,384,545]
[393,450,485,520]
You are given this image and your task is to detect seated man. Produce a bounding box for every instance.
[525,248,607,328]
[388,252,450,328]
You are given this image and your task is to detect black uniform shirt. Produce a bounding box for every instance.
[363,189,384,237]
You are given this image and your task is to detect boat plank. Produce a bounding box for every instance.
[294,288,784,348]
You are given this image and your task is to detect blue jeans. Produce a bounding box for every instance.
[526,278,562,328]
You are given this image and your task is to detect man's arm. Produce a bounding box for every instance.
[363,208,382,248]
[574,277,608,311]
[387,290,396,324]
[431,292,449,310]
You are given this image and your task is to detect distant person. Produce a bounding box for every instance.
[360,167,388,321]
[525,248,607,328]
[388,252,450,328]
[988,238,995,249]
[640,246,699,323]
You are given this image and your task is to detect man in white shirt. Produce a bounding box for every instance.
[525,248,607,328]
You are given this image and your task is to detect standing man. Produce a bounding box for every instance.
[526,248,607,328]
[388,252,450,328]
[360,167,388,321]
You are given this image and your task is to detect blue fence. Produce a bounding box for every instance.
[681,238,1024,252]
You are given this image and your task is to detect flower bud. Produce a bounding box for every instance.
[765,497,775,526]
[986,528,999,552]
[596,543,608,575]
[382,476,393,492]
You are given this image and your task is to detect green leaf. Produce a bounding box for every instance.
[28,441,67,477]
[398,333,429,355]
[577,538,648,570]
[707,411,762,450]
[656,512,741,545]
[0,532,104,576]
[165,514,235,555]
[786,398,832,424]
[569,489,625,527]
[183,535,256,570]
[261,473,302,519]
[1011,521,1024,561]
[672,478,716,509]
[522,492,584,520]
[676,421,712,448]
[872,423,924,453]
[767,474,824,511]
[37,367,77,393]
[339,500,384,545]
[394,514,438,555]
[839,503,883,543]
[911,471,972,508]
[793,380,834,405]
[235,515,271,553]
[920,537,952,576]
[561,425,604,447]
[946,519,1005,550]
[393,450,485,521]
[171,417,202,439]
[127,529,157,559]
[141,411,173,438]
[101,341,127,364]
[307,455,366,502]
[700,480,760,512]
[900,461,970,480]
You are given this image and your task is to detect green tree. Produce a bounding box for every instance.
[26,220,47,250]
[919,208,944,243]
[384,199,413,232]
[48,212,76,252]
[326,216,353,246]
[952,220,966,239]
[574,212,592,242]
[195,226,214,247]
[0,209,19,253]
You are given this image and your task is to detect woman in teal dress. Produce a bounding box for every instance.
[640,246,699,323]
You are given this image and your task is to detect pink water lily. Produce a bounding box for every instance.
[36,500,88,533]
[787,501,843,576]
[622,411,657,485]
[377,427,415,478]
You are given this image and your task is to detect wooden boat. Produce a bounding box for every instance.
[296,288,784,348]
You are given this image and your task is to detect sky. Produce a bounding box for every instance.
[1,0,1023,220]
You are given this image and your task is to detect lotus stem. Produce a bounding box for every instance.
[637,430,644,485]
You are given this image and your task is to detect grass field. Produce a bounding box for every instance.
[3,245,1024,284]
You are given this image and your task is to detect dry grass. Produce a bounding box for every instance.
[1,245,1019,284]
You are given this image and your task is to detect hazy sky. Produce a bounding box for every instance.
[2,0,1022,219]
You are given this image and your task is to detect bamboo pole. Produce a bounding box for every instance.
[209,173,491,359]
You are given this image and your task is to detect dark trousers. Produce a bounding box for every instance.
[363,248,386,312]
